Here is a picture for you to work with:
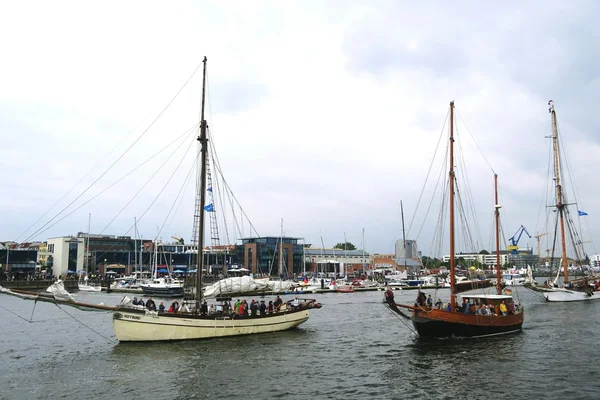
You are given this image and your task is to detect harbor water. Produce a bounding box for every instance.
[1,287,599,400]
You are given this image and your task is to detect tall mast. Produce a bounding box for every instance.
[448,101,456,311]
[134,217,137,274]
[550,101,569,284]
[279,218,283,277]
[362,228,365,277]
[195,56,208,309]
[302,238,306,276]
[86,213,91,274]
[401,200,407,272]
[494,174,502,295]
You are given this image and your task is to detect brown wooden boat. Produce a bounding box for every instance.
[384,101,524,338]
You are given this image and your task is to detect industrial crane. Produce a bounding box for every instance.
[508,225,531,254]
[535,232,548,259]
[171,235,184,244]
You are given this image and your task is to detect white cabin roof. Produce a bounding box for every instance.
[460,294,513,300]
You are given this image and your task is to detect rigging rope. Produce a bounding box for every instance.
[383,303,418,335]
[54,304,116,343]
[29,300,37,323]
[154,140,200,242]
[456,111,496,175]
[101,130,198,237]
[26,124,198,257]
[22,61,205,244]
[406,108,449,238]
[0,302,37,323]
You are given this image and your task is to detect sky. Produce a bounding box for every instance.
[1,1,600,258]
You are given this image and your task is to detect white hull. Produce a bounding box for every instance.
[544,288,600,302]
[113,309,310,341]
[78,284,102,292]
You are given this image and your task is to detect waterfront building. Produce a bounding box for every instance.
[305,248,371,277]
[394,239,422,273]
[237,237,304,277]
[590,254,600,268]
[0,242,38,277]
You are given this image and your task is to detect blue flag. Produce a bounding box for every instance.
[207,186,212,192]
[204,204,214,212]
[578,210,588,216]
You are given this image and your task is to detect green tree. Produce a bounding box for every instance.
[334,242,357,251]
[479,250,490,255]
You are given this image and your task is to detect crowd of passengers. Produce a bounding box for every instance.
[131,295,300,316]
[415,291,520,316]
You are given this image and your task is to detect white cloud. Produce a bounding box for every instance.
[1,1,599,257]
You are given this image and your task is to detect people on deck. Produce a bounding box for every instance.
[384,287,394,304]
[259,300,267,316]
[201,300,208,315]
[146,297,157,311]
[434,298,442,309]
[274,296,283,311]
[416,291,427,306]
[158,302,165,312]
[138,298,145,307]
[268,300,274,314]
[499,300,508,316]
[292,297,300,307]
[132,297,139,305]
[426,295,433,308]
[462,299,470,314]
[250,299,258,316]
[508,301,515,314]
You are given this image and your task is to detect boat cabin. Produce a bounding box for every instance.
[458,294,520,315]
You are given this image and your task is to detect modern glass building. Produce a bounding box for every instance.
[237,237,304,277]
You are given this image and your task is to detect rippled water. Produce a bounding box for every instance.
[1,287,600,400]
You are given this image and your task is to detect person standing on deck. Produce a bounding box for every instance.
[499,300,508,316]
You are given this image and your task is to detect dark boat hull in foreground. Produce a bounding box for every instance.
[411,310,523,338]
[140,286,185,297]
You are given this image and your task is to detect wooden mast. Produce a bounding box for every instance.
[550,101,569,284]
[449,101,456,311]
[494,174,502,295]
[195,56,208,310]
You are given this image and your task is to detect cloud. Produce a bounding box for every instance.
[1,1,599,258]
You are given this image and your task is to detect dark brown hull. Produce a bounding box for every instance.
[411,308,524,338]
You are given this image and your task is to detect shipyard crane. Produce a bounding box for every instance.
[508,225,531,254]
[171,235,184,244]
[535,232,548,259]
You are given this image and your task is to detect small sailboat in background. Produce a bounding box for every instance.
[78,214,102,292]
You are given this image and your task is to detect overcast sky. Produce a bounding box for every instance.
[1,1,599,258]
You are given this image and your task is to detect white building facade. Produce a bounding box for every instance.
[47,236,84,278]
[442,252,509,268]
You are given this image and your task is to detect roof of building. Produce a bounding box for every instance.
[394,258,422,267]
[305,248,370,257]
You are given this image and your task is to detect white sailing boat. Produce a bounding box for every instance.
[78,276,102,292]
[1,56,321,342]
[112,57,321,340]
[139,240,184,297]
[78,215,102,292]
[525,101,600,302]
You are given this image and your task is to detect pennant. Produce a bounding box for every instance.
[578,210,588,216]
[204,204,214,212]
[207,187,212,192]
